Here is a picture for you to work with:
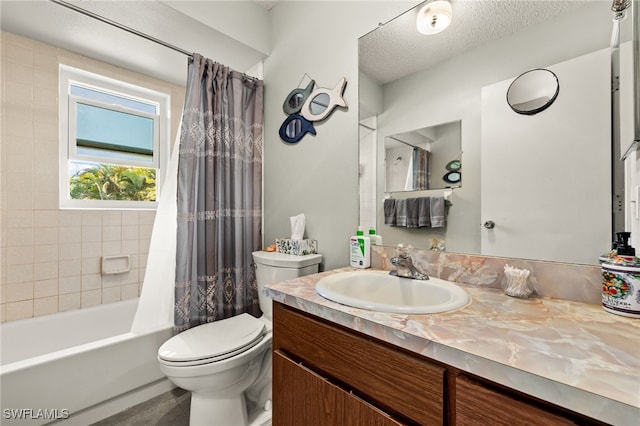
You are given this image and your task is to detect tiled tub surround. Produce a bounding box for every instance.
[265,247,640,426]
[0,31,185,322]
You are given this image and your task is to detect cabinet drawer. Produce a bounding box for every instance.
[455,375,576,426]
[273,302,445,425]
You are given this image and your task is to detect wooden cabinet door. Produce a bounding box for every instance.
[273,302,445,425]
[455,376,575,426]
[273,350,403,426]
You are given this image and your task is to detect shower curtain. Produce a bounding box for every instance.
[412,146,430,190]
[174,54,264,332]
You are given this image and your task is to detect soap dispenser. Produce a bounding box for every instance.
[368,227,382,245]
[350,227,371,268]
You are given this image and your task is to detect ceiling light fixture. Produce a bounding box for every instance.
[416,0,453,35]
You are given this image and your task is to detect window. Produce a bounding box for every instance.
[59,65,170,209]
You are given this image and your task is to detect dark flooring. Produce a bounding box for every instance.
[90,388,190,426]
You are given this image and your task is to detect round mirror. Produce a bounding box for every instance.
[506,69,559,115]
[443,171,461,184]
[446,159,461,171]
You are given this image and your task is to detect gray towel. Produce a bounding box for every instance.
[406,198,420,228]
[383,198,396,226]
[418,197,431,227]
[395,199,407,227]
[430,196,445,227]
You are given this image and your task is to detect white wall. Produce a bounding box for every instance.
[263,1,416,270]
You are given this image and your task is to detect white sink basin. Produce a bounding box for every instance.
[315,270,470,314]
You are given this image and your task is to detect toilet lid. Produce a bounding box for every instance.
[158,313,266,366]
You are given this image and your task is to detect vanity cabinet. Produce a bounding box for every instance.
[273,302,445,425]
[272,302,605,426]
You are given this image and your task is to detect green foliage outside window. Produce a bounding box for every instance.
[69,163,156,202]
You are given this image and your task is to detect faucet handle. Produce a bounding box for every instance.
[395,244,413,258]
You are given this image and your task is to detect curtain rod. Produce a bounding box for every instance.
[49,0,193,58]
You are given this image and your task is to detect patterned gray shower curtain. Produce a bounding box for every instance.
[174,54,263,332]
[412,146,430,190]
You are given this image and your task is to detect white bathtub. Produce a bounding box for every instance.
[0,299,174,426]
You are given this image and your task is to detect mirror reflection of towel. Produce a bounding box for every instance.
[384,196,446,228]
[430,196,445,227]
[418,197,431,227]
[383,198,396,226]
[395,199,407,226]
[406,198,420,227]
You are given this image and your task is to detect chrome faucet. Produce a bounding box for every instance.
[390,244,429,280]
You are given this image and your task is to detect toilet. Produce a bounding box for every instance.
[158,251,322,426]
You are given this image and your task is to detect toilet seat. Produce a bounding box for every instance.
[158,313,266,367]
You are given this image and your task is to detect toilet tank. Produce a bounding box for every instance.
[252,251,322,319]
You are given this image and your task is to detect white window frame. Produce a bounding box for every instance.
[59,65,170,210]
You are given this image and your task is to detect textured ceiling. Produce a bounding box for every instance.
[360,0,595,85]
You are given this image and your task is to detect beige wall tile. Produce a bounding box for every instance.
[33,192,58,210]
[81,211,102,227]
[82,225,101,243]
[102,225,121,242]
[102,286,121,304]
[59,226,80,244]
[6,300,33,321]
[59,292,80,312]
[6,190,33,210]
[6,263,33,284]
[59,276,81,294]
[81,289,101,308]
[7,209,33,228]
[58,259,80,278]
[34,279,58,298]
[34,261,57,281]
[121,238,138,255]
[34,295,58,317]
[7,281,33,302]
[122,283,139,300]
[6,173,34,194]
[81,242,102,258]
[58,242,81,261]
[33,210,59,227]
[81,257,101,275]
[33,227,58,245]
[34,244,58,263]
[81,273,101,291]
[102,211,122,226]
[6,246,34,265]
[59,210,81,227]
[101,274,121,289]
[102,241,121,256]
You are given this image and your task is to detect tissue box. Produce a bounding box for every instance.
[275,238,318,255]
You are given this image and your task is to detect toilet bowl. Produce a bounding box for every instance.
[158,251,322,426]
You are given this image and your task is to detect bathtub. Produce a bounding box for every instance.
[0,299,174,426]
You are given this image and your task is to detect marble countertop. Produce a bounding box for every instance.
[265,267,640,426]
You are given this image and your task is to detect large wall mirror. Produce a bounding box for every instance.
[359,0,636,265]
